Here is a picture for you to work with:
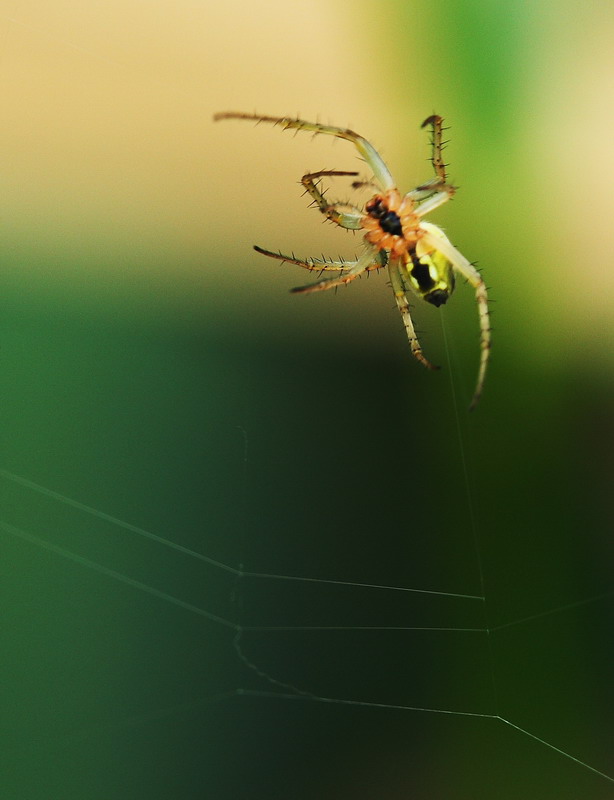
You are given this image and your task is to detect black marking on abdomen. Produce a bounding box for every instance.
[410,253,435,291]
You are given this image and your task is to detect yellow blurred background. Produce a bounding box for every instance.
[2,0,614,356]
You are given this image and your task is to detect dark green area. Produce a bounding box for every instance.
[1,274,611,798]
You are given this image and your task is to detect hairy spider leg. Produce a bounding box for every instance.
[422,114,448,183]
[212,112,395,192]
[414,187,456,217]
[289,246,381,295]
[410,114,456,213]
[301,170,363,229]
[388,259,438,371]
[420,227,491,410]
[253,246,387,273]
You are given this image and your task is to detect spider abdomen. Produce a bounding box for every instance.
[406,229,456,307]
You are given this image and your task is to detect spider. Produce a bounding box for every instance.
[213,112,491,408]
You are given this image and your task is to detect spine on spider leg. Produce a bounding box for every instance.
[421,114,450,185]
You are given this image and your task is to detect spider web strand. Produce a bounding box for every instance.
[0,468,240,575]
[0,519,237,630]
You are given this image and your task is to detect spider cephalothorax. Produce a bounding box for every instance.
[362,189,420,260]
[213,111,491,408]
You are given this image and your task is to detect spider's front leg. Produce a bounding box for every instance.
[300,170,363,229]
[212,112,395,191]
[253,246,387,274]
[422,114,449,184]
[411,115,456,216]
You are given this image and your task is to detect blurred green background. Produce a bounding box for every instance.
[1,1,613,798]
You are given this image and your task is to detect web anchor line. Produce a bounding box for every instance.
[236,688,614,784]
[438,315,613,785]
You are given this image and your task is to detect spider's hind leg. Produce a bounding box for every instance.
[301,170,363,230]
[420,228,491,409]
[388,258,438,371]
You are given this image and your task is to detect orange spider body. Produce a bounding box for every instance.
[362,189,422,260]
